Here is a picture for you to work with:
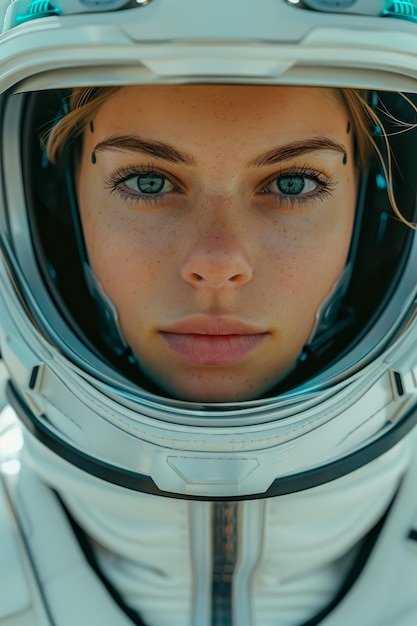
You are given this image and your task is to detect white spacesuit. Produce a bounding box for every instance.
[0,1,417,625]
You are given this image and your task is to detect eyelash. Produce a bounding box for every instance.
[258,166,335,207]
[104,164,335,208]
[104,165,181,206]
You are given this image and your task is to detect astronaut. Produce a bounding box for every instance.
[0,1,417,625]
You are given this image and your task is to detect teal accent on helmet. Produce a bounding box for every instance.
[15,1,60,25]
[382,0,417,21]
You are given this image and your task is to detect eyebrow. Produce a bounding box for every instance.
[93,134,198,166]
[93,134,346,168]
[247,137,346,167]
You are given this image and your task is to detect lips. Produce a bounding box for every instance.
[159,317,268,365]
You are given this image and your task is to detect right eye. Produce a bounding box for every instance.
[123,172,176,195]
[106,166,181,205]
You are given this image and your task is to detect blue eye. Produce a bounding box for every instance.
[278,176,309,195]
[106,167,180,206]
[268,175,318,196]
[258,168,334,208]
[124,172,174,195]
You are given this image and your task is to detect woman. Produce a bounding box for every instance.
[0,2,417,626]
[47,85,361,402]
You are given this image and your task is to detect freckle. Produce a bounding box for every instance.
[342,153,347,165]
[346,121,351,134]
[90,120,94,133]
[91,151,97,164]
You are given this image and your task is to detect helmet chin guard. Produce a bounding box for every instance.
[1,0,417,499]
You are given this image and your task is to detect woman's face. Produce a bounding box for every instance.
[78,85,357,402]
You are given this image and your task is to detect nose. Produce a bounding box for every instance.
[181,232,253,289]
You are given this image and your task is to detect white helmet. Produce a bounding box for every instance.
[0,0,417,500]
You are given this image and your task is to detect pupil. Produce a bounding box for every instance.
[137,174,164,194]
[278,176,304,195]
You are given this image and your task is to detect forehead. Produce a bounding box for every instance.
[94,84,346,122]
[90,85,350,156]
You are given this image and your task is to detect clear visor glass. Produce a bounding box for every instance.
[0,85,410,406]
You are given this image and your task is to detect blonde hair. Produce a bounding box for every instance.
[338,89,417,230]
[45,85,416,229]
[46,86,119,161]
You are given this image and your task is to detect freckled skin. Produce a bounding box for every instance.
[77,85,358,402]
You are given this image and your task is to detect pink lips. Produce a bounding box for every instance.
[159,318,268,365]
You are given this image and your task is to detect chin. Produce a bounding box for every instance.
[143,362,295,404]
[160,376,278,404]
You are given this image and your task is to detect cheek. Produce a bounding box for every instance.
[263,205,354,311]
[88,222,164,290]
[78,200,126,291]
[265,225,348,282]
[81,202,183,312]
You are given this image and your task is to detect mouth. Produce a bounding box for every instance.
[159,317,268,366]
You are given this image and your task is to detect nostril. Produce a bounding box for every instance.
[181,236,254,289]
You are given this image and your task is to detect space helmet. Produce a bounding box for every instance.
[0,0,417,500]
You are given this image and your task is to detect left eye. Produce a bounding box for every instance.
[264,175,318,196]
[123,172,175,195]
